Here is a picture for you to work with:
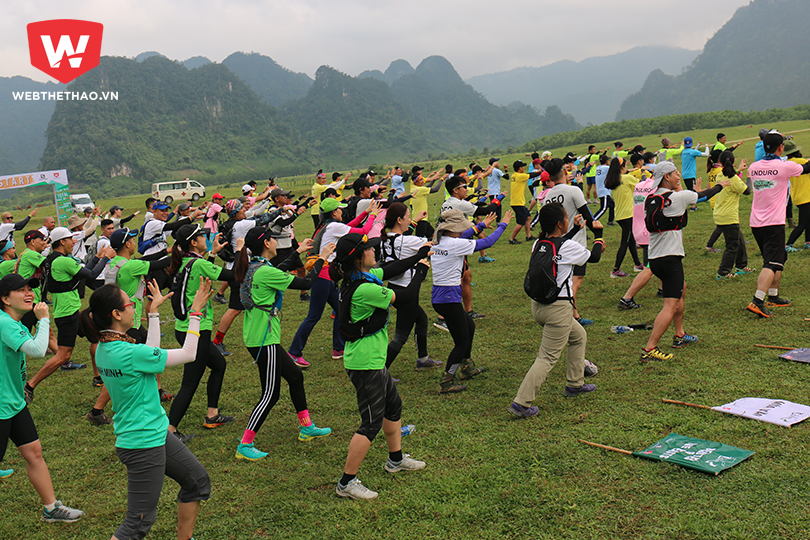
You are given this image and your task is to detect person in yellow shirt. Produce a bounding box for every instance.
[712,151,752,278]
[311,171,348,229]
[785,140,810,251]
[508,160,544,244]
[410,169,445,237]
[604,157,641,277]
[704,149,725,252]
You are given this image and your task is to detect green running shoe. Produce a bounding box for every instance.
[299,424,331,441]
[235,443,268,461]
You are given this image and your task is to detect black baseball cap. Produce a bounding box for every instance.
[0,274,39,297]
[763,132,786,153]
[24,230,46,244]
[352,178,373,193]
[110,227,139,250]
[334,233,381,264]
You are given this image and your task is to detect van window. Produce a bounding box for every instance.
[191,181,202,188]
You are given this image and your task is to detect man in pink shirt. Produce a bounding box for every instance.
[747,132,810,317]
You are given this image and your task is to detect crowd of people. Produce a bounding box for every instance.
[0,128,807,537]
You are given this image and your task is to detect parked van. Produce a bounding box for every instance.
[70,193,95,214]
[151,179,206,204]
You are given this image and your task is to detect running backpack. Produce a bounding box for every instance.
[217,219,237,263]
[170,259,199,321]
[138,223,162,254]
[240,260,282,315]
[42,252,83,294]
[338,279,389,342]
[524,237,566,304]
[304,219,333,271]
[644,191,687,233]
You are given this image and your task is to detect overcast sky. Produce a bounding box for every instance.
[4,0,752,82]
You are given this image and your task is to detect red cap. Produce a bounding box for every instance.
[212,193,223,200]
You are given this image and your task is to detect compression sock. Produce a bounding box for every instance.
[213,331,225,346]
[241,429,256,445]
[297,410,312,427]
[768,288,778,297]
[389,450,403,463]
[339,473,356,487]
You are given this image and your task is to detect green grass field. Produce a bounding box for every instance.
[2,122,810,539]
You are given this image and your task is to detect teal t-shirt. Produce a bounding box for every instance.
[110,256,151,330]
[343,268,393,371]
[96,339,169,449]
[174,257,223,332]
[17,249,45,302]
[243,261,294,347]
[0,311,31,419]
[0,259,16,278]
[50,255,82,319]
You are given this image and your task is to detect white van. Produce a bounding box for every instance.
[151,179,206,204]
[70,193,95,214]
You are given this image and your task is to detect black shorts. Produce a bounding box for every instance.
[55,311,81,348]
[228,280,245,311]
[512,205,530,225]
[573,263,587,277]
[751,225,787,272]
[0,407,39,462]
[270,247,303,270]
[586,176,596,185]
[649,255,685,299]
[347,368,402,442]
[683,177,696,191]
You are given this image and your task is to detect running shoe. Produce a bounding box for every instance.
[173,431,196,444]
[401,424,416,437]
[703,247,721,253]
[656,288,664,298]
[584,359,599,377]
[289,354,310,368]
[330,310,335,319]
[60,362,86,371]
[299,292,311,302]
[526,236,536,242]
[735,267,755,274]
[508,239,522,245]
[606,222,616,227]
[384,454,426,473]
[336,478,377,500]
[786,245,800,253]
[235,443,268,461]
[468,310,485,320]
[617,297,642,310]
[767,295,792,307]
[416,356,443,371]
[159,388,174,402]
[213,293,228,304]
[610,270,629,278]
[716,272,737,280]
[508,402,540,418]
[439,373,466,394]
[804,242,810,250]
[0,469,13,479]
[215,342,232,357]
[92,376,103,387]
[458,360,486,380]
[747,299,772,318]
[640,347,673,362]
[203,413,234,429]
[41,501,85,523]
[633,265,644,272]
[299,424,332,441]
[564,384,596,397]
[433,318,449,332]
[24,383,34,404]
[576,317,594,327]
[478,255,496,263]
[85,410,112,425]
[332,349,344,360]
[672,333,699,349]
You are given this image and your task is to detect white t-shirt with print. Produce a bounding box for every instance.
[382,234,427,287]
[430,236,475,287]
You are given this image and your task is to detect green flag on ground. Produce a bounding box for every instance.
[632,433,754,475]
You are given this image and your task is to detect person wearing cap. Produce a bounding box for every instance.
[0,273,86,523]
[65,212,99,263]
[330,232,431,500]
[510,202,605,418]
[679,137,711,194]
[343,177,375,223]
[785,140,810,252]
[430,208,513,393]
[242,181,272,208]
[310,170,348,229]
[754,128,770,162]
[288,198,382,368]
[232,227,335,461]
[745,132,810,318]
[507,160,544,245]
[711,151,752,280]
[640,162,730,362]
[543,158,603,327]
[15,231,57,350]
[0,208,38,244]
[140,201,201,261]
[106,205,139,230]
[0,240,16,278]
[80,279,211,539]
[23,227,115,402]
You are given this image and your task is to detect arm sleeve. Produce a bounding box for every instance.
[77,257,111,279]
[379,246,431,280]
[347,210,370,227]
[19,318,50,358]
[273,211,299,228]
[160,216,191,232]
[472,199,502,217]
[348,214,376,235]
[474,222,507,251]
[802,162,810,175]
[14,216,31,231]
[147,257,172,271]
[460,222,485,239]
[576,204,598,231]
[276,249,310,272]
[429,183,444,194]
[145,313,161,347]
[328,179,346,190]
[287,260,326,290]
[120,213,136,225]
[165,315,201,367]
[587,242,604,264]
[697,185,723,200]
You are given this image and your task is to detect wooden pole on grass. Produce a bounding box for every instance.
[662,398,712,410]
[578,439,633,455]
[754,344,797,350]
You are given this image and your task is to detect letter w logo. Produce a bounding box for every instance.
[27,20,103,84]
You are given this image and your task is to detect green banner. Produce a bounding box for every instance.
[632,433,754,475]
[54,183,72,227]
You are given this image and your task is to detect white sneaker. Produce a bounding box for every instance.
[336,478,378,500]
[41,501,85,523]
[384,453,426,473]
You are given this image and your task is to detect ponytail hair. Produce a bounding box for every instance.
[383,202,408,239]
[536,202,566,240]
[234,243,250,282]
[167,244,186,277]
[79,284,127,343]
[604,157,624,190]
[544,158,565,182]
[719,150,737,179]
[707,149,723,174]
[328,249,364,286]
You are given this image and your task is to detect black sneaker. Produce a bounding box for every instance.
[433,318,449,332]
[85,410,112,425]
[747,298,772,318]
[767,295,791,307]
[508,239,522,245]
[215,342,232,357]
[656,289,664,298]
[213,293,228,305]
[468,310,485,320]
[203,413,235,429]
[299,292,311,302]
[60,361,86,371]
[618,297,642,310]
[173,431,196,444]
[92,376,104,388]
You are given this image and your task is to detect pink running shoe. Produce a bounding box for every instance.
[610,270,629,278]
[289,354,310,368]
[332,350,344,360]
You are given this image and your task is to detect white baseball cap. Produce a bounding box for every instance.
[49,226,73,243]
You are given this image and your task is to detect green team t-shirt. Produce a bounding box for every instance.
[110,256,151,330]
[17,249,45,302]
[97,340,168,449]
[0,311,31,419]
[343,268,393,371]
[50,255,82,319]
[243,262,294,347]
[174,257,223,332]
[0,259,16,279]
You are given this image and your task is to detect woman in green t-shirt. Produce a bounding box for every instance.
[166,223,238,441]
[232,226,336,461]
[81,278,212,540]
[330,233,431,500]
[0,273,85,523]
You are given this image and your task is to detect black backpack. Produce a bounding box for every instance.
[42,252,82,294]
[338,278,389,342]
[644,191,687,233]
[170,258,200,321]
[217,219,237,262]
[524,237,567,304]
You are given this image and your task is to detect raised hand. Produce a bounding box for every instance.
[146,279,172,310]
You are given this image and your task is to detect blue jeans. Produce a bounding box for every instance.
[289,277,344,356]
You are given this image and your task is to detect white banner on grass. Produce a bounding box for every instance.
[711,397,810,427]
